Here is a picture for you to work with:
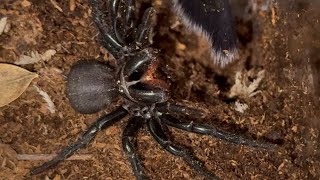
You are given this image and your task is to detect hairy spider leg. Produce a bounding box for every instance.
[122,117,147,180]
[161,114,277,150]
[147,117,220,180]
[30,107,128,175]
[134,7,156,48]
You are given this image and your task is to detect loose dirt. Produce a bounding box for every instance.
[0,0,319,179]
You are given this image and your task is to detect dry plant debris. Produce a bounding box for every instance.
[0,17,9,35]
[0,63,38,107]
[229,70,265,98]
[14,50,56,65]
[33,85,56,114]
[234,101,249,113]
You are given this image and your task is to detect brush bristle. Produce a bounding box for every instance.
[172,0,238,67]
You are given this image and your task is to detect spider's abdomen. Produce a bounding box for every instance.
[67,60,119,114]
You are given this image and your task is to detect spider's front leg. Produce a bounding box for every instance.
[90,0,156,59]
[89,0,136,57]
[90,0,123,55]
[134,7,156,48]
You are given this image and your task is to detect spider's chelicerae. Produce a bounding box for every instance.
[31,0,276,179]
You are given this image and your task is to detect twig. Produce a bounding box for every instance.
[17,154,93,161]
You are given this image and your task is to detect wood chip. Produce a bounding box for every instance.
[50,0,63,13]
[0,17,8,35]
[70,0,76,11]
[21,0,32,7]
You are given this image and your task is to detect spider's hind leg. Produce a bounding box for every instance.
[161,114,277,150]
[147,118,220,180]
[30,107,128,175]
[122,117,148,180]
[156,102,207,118]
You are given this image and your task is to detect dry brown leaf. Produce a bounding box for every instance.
[0,63,38,107]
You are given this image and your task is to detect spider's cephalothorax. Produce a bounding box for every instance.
[30,0,276,179]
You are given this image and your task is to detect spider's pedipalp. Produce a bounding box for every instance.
[122,117,147,179]
[161,114,277,150]
[147,117,220,180]
[30,107,128,175]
